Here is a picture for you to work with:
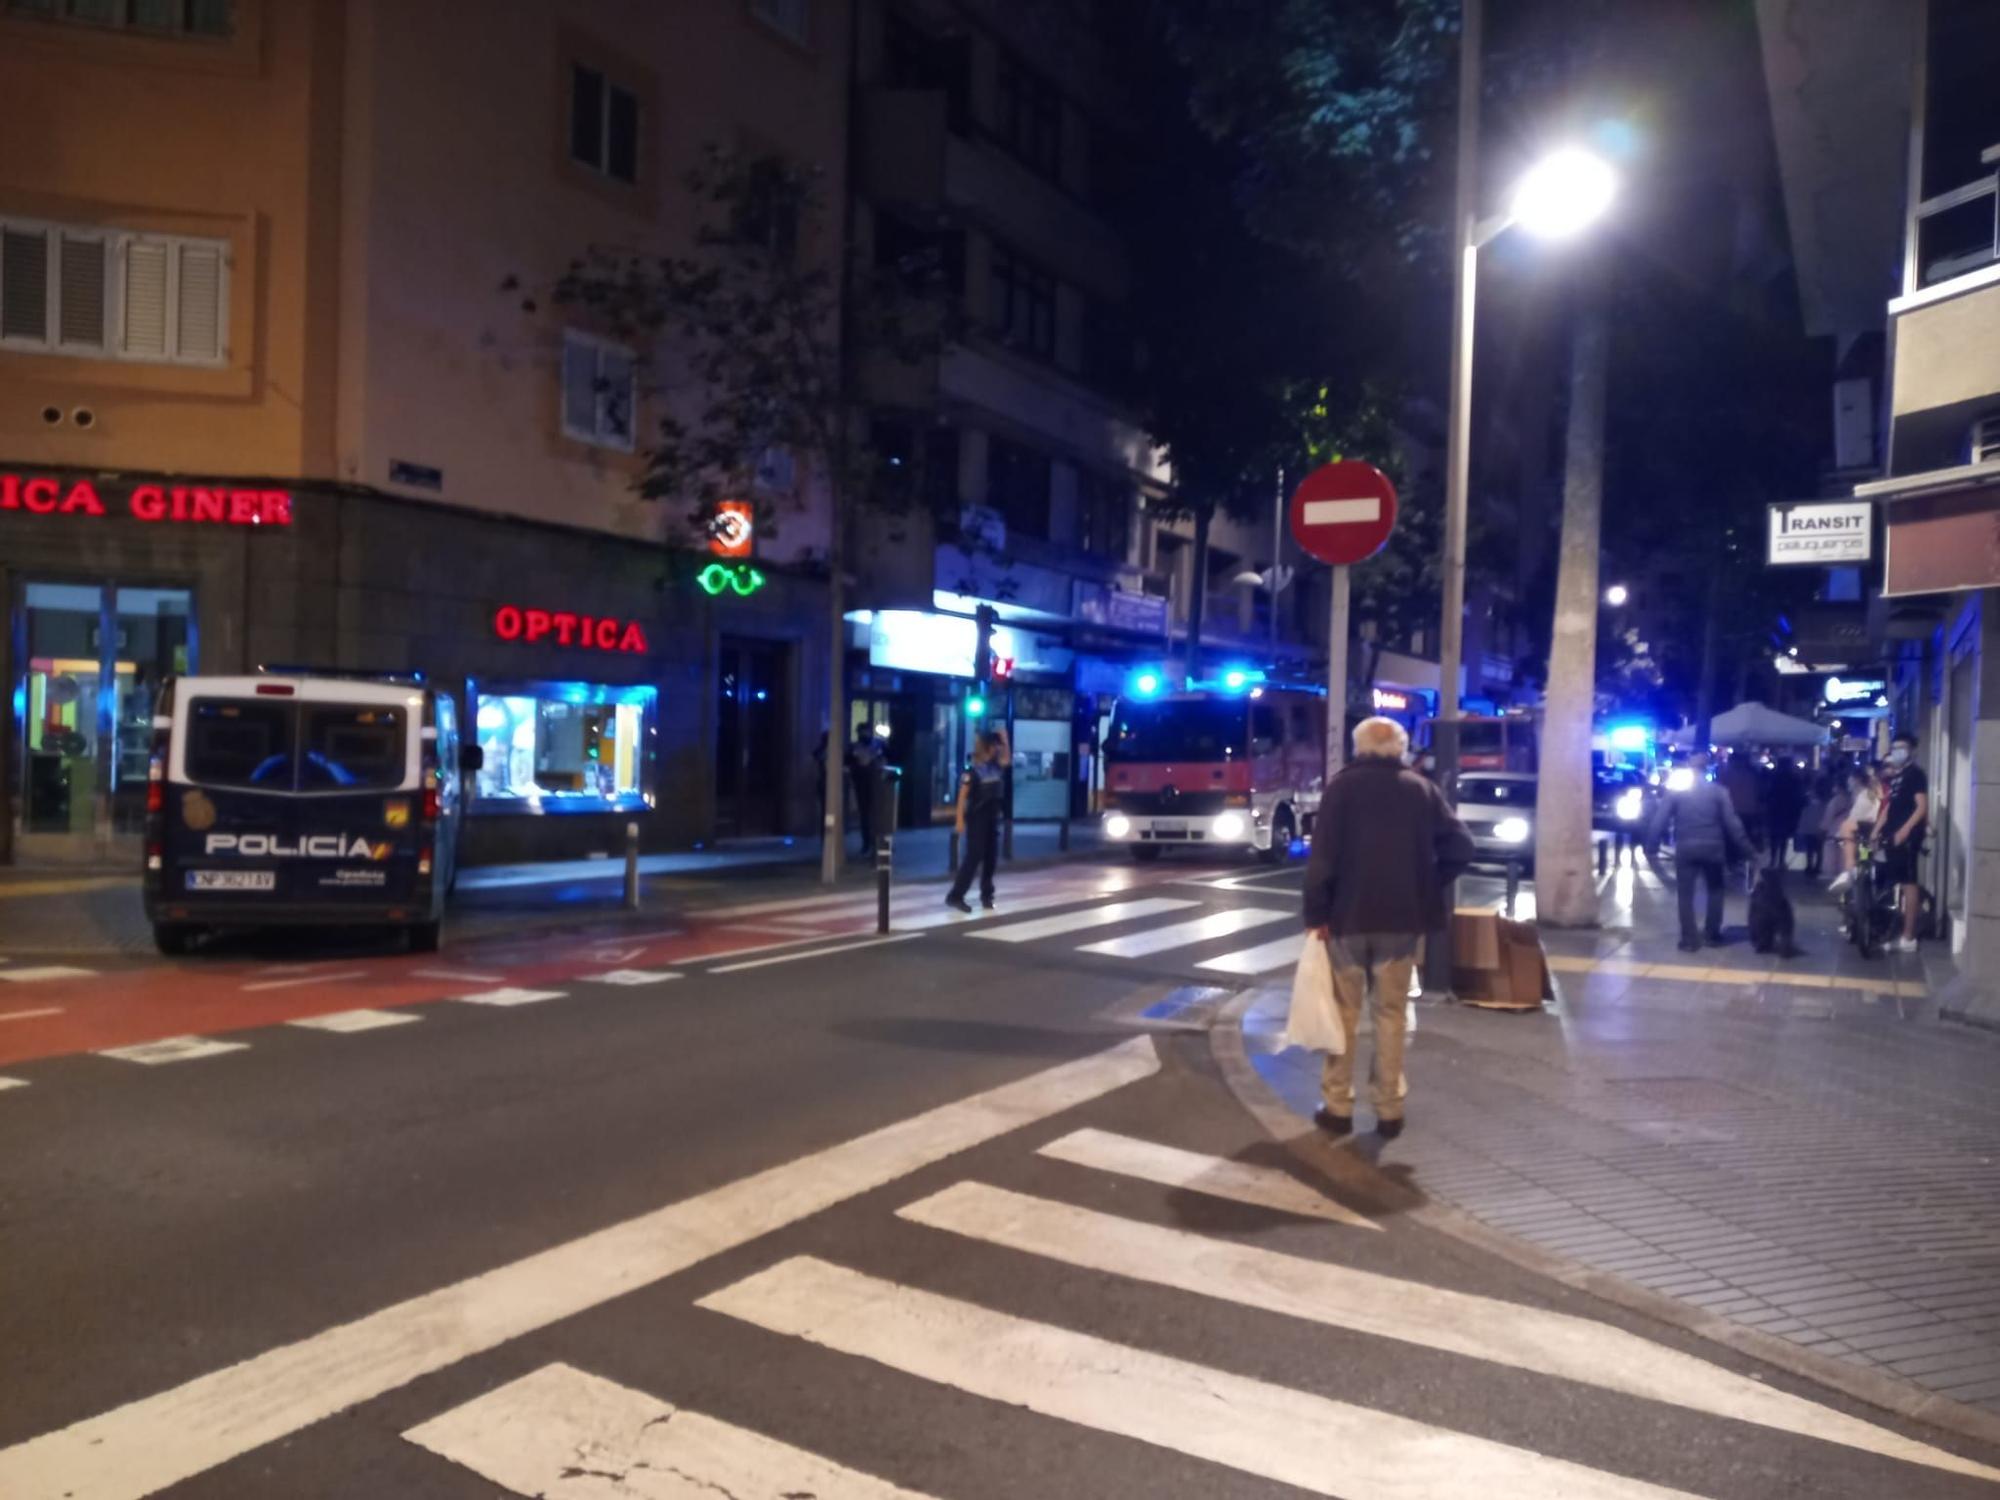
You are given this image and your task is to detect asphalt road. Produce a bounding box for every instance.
[2,856,1996,1498]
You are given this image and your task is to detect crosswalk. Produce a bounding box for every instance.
[4,1037,1992,1497]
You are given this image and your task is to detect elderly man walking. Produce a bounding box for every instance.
[1302,716,1475,1140]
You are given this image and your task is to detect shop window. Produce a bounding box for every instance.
[471,681,656,814]
[0,217,227,365]
[4,0,232,36]
[569,64,640,184]
[561,329,636,450]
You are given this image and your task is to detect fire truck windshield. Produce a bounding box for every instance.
[1107,698,1247,763]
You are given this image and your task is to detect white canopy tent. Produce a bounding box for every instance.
[1708,701,1828,749]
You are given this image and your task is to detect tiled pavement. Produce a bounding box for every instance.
[1242,869,2000,1419]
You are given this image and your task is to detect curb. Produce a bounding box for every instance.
[1208,986,2000,1455]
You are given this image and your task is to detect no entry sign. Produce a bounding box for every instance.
[1289,461,1398,566]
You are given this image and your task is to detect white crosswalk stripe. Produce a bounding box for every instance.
[1195,929,1306,975]
[0,1076,28,1092]
[895,1182,1995,1482]
[1035,1128,1379,1230]
[0,965,94,983]
[1076,905,1291,958]
[578,968,681,986]
[451,987,568,1007]
[97,1035,250,1065]
[969,897,1196,943]
[698,1257,1705,1500]
[406,1362,936,1499]
[287,1009,422,1033]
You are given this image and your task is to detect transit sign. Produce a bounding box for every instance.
[1768,500,1872,566]
[1289,461,1399,566]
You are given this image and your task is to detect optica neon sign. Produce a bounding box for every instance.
[492,605,649,654]
[2,472,293,526]
[698,562,766,596]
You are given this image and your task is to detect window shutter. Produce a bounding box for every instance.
[176,241,223,360]
[58,233,106,348]
[1,227,50,343]
[122,239,170,357]
[562,336,598,437]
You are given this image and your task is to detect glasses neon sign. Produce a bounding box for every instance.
[492,605,650,654]
[698,562,766,596]
[2,472,293,526]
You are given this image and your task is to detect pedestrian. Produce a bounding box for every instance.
[1719,751,1765,856]
[1301,716,1474,1141]
[1645,749,1752,952]
[1877,730,1930,953]
[846,724,882,859]
[1797,779,1827,877]
[1764,759,1806,870]
[1828,766,1881,893]
[945,731,1006,913]
[1819,773,1853,882]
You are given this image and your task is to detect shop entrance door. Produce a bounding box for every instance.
[13,582,193,865]
[715,637,789,837]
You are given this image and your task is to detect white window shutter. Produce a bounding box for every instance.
[58,233,107,349]
[122,239,170,357]
[176,242,223,360]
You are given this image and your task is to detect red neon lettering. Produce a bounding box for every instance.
[59,480,106,516]
[552,612,577,646]
[618,621,648,653]
[493,605,524,640]
[22,478,58,513]
[228,490,260,524]
[524,609,552,642]
[260,490,293,525]
[596,618,620,650]
[191,488,227,522]
[169,487,191,520]
[0,474,19,509]
[130,485,167,521]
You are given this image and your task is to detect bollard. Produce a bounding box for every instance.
[1596,835,1608,877]
[623,821,641,910]
[877,832,893,934]
[1504,858,1521,918]
[1058,816,1070,852]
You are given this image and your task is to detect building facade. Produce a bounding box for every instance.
[0,0,848,866]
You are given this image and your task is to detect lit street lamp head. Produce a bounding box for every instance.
[1511,147,1618,239]
[1604,583,1629,607]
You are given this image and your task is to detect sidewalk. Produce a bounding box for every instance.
[0,820,1104,956]
[1238,867,2000,1432]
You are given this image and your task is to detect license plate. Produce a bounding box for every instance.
[187,870,275,892]
[1154,823,1188,838]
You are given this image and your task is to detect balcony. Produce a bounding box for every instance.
[1888,150,2000,474]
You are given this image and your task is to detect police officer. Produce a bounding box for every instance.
[945,731,1006,913]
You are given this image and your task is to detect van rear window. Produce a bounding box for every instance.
[301,707,406,790]
[184,699,407,791]
[186,701,295,788]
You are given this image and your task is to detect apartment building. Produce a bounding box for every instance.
[0,0,848,864]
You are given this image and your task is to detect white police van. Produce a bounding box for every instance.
[142,669,476,955]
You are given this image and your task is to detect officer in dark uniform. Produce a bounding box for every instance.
[945,731,1006,912]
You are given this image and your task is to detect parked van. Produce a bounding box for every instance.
[142,670,476,954]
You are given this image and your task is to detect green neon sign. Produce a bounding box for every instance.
[698,562,766,597]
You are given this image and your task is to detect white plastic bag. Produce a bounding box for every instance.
[1284,935,1347,1055]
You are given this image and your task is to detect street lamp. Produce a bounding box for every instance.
[1604,583,1629,607]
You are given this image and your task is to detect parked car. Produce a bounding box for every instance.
[1455,771,1538,868]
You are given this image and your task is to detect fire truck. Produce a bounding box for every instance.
[1098,683,1327,861]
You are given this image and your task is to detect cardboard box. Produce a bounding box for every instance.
[1450,908,1549,1009]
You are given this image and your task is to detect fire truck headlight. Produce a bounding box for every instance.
[1104,813,1133,840]
[1211,811,1249,841]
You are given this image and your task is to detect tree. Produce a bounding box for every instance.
[544,147,943,883]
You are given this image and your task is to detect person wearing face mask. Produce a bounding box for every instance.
[1876,731,1930,953]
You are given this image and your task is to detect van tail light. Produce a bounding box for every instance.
[146,780,163,815]
[147,844,163,872]
[422,786,441,823]
[418,846,434,877]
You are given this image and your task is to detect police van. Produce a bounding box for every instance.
[142,669,476,955]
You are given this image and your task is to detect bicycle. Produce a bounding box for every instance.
[1841,838,1899,959]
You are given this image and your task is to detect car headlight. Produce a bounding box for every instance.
[1211,811,1248,841]
[1494,817,1531,845]
[1103,813,1132,839]
[1615,789,1645,822]
[1665,767,1695,792]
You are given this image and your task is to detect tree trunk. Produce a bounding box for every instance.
[821,484,847,886]
[1185,503,1212,687]
[1694,566,1722,747]
[1534,301,1609,928]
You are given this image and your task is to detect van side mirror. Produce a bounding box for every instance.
[460,744,485,774]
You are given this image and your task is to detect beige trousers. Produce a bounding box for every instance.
[1318,933,1418,1121]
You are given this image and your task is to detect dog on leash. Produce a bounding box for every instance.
[1748,866,1801,958]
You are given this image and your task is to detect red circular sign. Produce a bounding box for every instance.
[1288,461,1398,566]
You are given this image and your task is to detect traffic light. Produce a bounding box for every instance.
[966,694,986,718]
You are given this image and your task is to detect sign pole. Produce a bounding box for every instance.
[1327,564,1351,773]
